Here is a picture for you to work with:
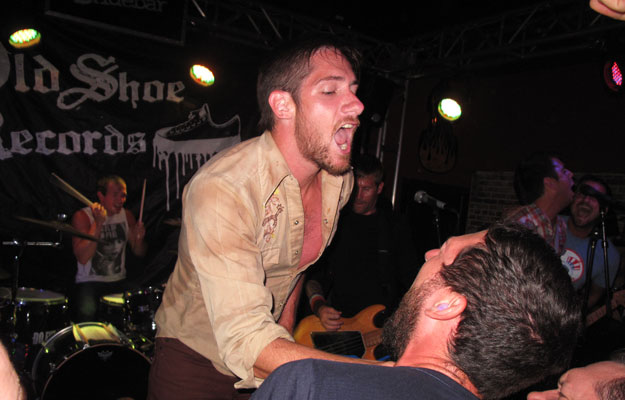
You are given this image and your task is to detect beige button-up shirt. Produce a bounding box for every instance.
[155,131,353,388]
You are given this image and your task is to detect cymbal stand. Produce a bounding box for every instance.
[1,235,61,373]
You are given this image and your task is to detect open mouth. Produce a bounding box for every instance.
[334,122,359,153]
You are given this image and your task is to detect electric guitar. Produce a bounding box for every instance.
[293,304,386,360]
[585,289,625,327]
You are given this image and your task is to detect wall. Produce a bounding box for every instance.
[466,171,625,237]
[381,53,625,214]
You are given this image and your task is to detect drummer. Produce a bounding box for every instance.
[70,175,147,322]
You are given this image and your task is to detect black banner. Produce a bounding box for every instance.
[0,12,263,291]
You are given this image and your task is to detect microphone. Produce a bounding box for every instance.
[414,191,458,214]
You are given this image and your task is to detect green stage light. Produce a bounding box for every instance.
[9,29,41,48]
[190,64,215,86]
[438,98,462,121]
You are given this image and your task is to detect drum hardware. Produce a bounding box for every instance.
[1,213,96,374]
[98,287,163,341]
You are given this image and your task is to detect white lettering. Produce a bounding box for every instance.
[58,53,119,109]
[82,0,168,12]
[33,55,60,93]
[104,124,125,155]
[35,130,56,155]
[128,132,146,154]
[82,131,103,155]
[143,80,164,102]
[14,54,28,92]
[0,126,146,159]
[11,51,185,109]
[58,131,82,155]
[11,130,33,155]
[118,72,140,108]
[167,81,184,103]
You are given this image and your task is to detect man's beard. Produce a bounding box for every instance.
[381,286,427,360]
[294,112,351,176]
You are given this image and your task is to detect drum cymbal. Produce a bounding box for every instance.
[15,216,99,242]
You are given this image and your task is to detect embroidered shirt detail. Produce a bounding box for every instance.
[263,193,284,243]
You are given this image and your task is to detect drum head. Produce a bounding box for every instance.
[0,287,66,304]
[33,322,150,400]
[41,343,150,399]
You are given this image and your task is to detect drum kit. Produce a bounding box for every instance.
[0,174,163,399]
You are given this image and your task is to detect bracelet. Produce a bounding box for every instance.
[309,294,326,315]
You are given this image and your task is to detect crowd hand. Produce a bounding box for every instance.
[590,0,625,20]
[90,202,107,226]
[318,305,343,331]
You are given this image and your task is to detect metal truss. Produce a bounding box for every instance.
[394,0,625,79]
[187,0,625,80]
[186,0,392,58]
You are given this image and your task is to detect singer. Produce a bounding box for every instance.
[506,153,574,255]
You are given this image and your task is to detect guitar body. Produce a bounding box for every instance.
[293,304,386,360]
[585,289,625,327]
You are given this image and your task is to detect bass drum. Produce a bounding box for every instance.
[32,322,151,400]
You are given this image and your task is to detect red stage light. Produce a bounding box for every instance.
[604,60,623,92]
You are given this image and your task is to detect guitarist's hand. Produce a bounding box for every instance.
[318,305,343,331]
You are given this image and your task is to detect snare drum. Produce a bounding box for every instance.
[0,287,69,346]
[32,322,150,399]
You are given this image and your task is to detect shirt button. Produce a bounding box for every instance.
[295,250,299,255]
[294,220,299,225]
[323,219,328,224]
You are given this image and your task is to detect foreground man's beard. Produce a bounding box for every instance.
[381,287,426,361]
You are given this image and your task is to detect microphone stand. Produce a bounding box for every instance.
[598,208,613,320]
[582,229,598,321]
[582,208,612,324]
[433,208,442,248]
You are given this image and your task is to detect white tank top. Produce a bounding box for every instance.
[75,207,128,283]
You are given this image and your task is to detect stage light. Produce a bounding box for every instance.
[437,98,462,121]
[190,64,215,86]
[604,59,623,92]
[430,80,463,122]
[8,28,41,48]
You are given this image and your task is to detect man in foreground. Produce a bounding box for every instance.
[252,223,582,399]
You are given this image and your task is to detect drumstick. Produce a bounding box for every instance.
[50,173,94,207]
[139,178,146,223]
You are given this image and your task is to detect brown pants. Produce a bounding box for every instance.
[147,338,253,400]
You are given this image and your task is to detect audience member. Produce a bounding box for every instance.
[252,223,582,400]
[560,175,621,310]
[507,152,574,254]
[527,359,625,400]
